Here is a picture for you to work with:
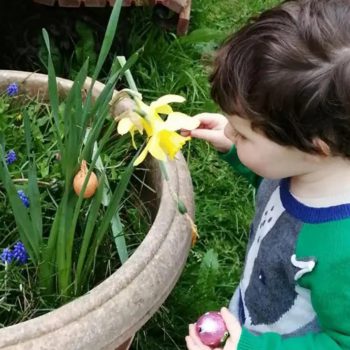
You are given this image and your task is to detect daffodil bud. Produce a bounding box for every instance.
[177,199,188,214]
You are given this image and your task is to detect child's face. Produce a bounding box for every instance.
[224,115,314,179]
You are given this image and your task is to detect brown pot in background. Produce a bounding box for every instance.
[0,70,195,350]
[32,0,191,35]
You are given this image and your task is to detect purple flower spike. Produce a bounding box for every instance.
[5,149,17,165]
[17,190,30,208]
[0,248,13,264]
[12,241,28,265]
[6,83,19,97]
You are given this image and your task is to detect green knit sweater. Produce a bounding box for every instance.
[221,146,350,350]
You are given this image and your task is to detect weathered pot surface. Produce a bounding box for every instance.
[0,70,194,350]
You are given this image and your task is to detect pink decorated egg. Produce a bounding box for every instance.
[195,311,228,348]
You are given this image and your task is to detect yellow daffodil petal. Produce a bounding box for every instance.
[164,112,201,131]
[142,119,153,137]
[134,142,151,166]
[159,130,190,159]
[117,118,134,135]
[151,94,186,114]
[129,112,145,133]
[148,134,167,161]
[130,130,137,149]
[154,104,173,115]
[152,94,186,107]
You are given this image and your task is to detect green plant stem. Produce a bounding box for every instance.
[65,120,117,295]
[117,56,138,92]
[93,140,129,263]
[79,150,139,287]
[11,179,58,187]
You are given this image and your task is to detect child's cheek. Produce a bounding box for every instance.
[237,146,270,177]
[237,143,257,168]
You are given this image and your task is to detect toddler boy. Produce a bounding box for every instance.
[185,0,350,349]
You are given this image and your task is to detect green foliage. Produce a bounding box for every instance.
[39,0,141,297]
[38,19,99,79]
[0,264,42,325]
[0,0,155,325]
[73,21,98,78]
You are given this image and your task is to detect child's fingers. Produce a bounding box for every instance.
[189,324,211,350]
[183,128,233,153]
[181,129,192,137]
[179,119,213,136]
[193,112,226,122]
[189,323,201,340]
[188,324,213,349]
[189,128,221,143]
[193,113,227,129]
[220,307,241,333]
[220,307,242,348]
[186,335,202,350]
[186,335,203,350]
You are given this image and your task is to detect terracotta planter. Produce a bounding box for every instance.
[32,0,191,35]
[0,70,194,350]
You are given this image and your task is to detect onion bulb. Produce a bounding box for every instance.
[73,160,99,198]
[196,311,229,348]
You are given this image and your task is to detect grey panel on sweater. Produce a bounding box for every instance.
[230,179,321,337]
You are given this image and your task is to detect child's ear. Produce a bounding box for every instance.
[312,138,331,157]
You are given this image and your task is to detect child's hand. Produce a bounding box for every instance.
[181,113,234,153]
[185,308,242,350]
[220,308,242,349]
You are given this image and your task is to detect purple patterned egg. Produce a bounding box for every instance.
[195,311,228,348]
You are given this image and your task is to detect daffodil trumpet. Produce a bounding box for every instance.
[116,92,200,166]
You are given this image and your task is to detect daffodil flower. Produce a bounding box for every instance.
[116,93,200,166]
[117,111,149,148]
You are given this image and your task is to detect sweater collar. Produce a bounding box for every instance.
[280,178,350,223]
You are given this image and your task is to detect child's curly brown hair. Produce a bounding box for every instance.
[211,0,350,157]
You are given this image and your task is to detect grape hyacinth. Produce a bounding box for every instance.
[5,149,16,165]
[0,242,28,265]
[0,248,13,264]
[6,82,19,97]
[17,190,30,208]
[12,242,28,264]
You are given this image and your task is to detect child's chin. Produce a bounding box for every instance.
[254,169,284,180]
